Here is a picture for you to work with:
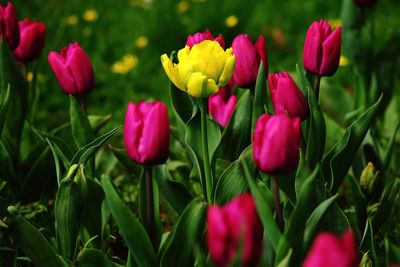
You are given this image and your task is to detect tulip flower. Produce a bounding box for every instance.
[303,230,358,267]
[353,0,377,7]
[302,20,341,77]
[186,29,225,48]
[0,2,19,49]
[48,42,95,95]
[207,193,263,267]
[268,72,309,120]
[124,101,170,165]
[13,19,46,62]
[253,114,301,174]
[231,34,267,88]
[208,80,237,127]
[161,40,235,98]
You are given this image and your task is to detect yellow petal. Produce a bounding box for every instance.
[161,54,185,91]
[218,54,235,87]
[187,72,207,97]
[206,79,219,96]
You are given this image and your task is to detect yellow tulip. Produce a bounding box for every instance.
[161,40,236,98]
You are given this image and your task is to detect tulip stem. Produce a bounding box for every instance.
[272,177,284,232]
[145,166,155,246]
[199,99,213,203]
[314,76,321,100]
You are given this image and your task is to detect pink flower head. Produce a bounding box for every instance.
[208,80,237,127]
[48,42,95,95]
[269,72,309,120]
[0,2,19,49]
[253,114,301,175]
[302,19,341,77]
[13,19,46,62]
[207,193,263,267]
[303,230,358,267]
[186,29,225,48]
[124,101,170,165]
[232,34,267,88]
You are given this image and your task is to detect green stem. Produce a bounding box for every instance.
[145,166,155,246]
[272,177,284,232]
[199,99,213,203]
[314,75,321,100]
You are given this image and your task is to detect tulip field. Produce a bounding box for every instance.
[1,0,400,266]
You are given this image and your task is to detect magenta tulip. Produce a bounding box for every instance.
[186,29,225,48]
[303,230,358,267]
[0,2,19,49]
[231,34,267,88]
[269,72,309,120]
[253,114,301,174]
[13,19,46,62]
[48,43,94,95]
[124,101,170,165]
[207,193,263,267]
[208,80,237,127]
[302,20,341,77]
[353,0,377,7]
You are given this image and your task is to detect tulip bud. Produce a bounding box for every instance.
[253,114,301,175]
[13,19,46,62]
[353,0,377,7]
[268,72,309,120]
[303,230,358,267]
[48,42,95,95]
[207,193,263,267]
[0,2,19,49]
[231,34,267,88]
[302,20,341,77]
[161,40,235,98]
[124,101,170,165]
[359,162,378,194]
[208,80,237,127]
[186,29,225,48]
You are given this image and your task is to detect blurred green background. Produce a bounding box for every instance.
[10,0,400,131]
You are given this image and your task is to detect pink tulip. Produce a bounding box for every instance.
[353,0,377,7]
[208,80,237,127]
[48,43,94,95]
[253,114,301,174]
[269,72,309,121]
[124,101,170,165]
[186,29,225,48]
[0,2,19,49]
[303,230,358,267]
[207,193,263,267]
[232,34,267,88]
[302,20,341,77]
[13,19,46,62]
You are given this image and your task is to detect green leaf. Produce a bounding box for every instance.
[346,174,367,231]
[159,198,207,267]
[213,146,254,204]
[321,95,382,193]
[101,176,157,267]
[360,219,378,266]
[304,193,339,242]
[276,166,319,265]
[305,88,326,169]
[383,121,400,171]
[70,95,93,148]
[6,206,64,267]
[71,126,121,165]
[241,159,282,251]
[88,114,113,134]
[252,62,267,135]
[0,85,10,135]
[218,90,252,161]
[76,248,112,267]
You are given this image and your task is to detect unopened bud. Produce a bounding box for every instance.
[360,162,378,194]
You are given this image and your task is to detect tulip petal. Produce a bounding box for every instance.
[124,103,143,163]
[218,54,235,87]
[319,27,341,76]
[255,35,268,74]
[186,72,207,97]
[48,51,78,95]
[303,21,323,75]
[161,54,185,91]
